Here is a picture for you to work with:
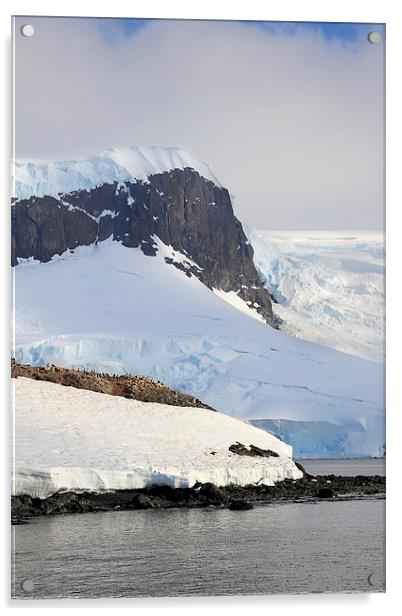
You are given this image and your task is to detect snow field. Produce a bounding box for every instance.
[13,377,301,498]
[13,239,384,458]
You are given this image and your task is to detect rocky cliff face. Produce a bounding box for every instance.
[12,167,275,325]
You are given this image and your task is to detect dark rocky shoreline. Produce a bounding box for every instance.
[12,473,385,523]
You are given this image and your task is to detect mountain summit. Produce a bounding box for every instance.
[12,146,275,325]
[13,146,222,199]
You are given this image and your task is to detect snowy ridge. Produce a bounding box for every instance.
[12,239,384,458]
[13,378,301,498]
[13,146,222,200]
[247,229,385,362]
[212,288,266,323]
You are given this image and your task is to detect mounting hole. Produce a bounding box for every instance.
[368,31,381,44]
[21,24,34,37]
[367,572,382,587]
[21,579,35,593]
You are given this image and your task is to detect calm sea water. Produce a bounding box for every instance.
[297,458,385,477]
[12,459,385,599]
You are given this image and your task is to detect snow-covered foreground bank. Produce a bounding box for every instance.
[13,240,384,458]
[13,378,301,498]
[248,230,384,362]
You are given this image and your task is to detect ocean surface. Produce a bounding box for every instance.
[297,458,385,477]
[12,459,385,599]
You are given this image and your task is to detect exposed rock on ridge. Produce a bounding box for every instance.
[12,167,275,324]
[11,359,214,410]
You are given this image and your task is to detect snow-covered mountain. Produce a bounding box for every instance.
[12,147,385,459]
[13,146,222,200]
[14,377,302,498]
[12,146,274,325]
[248,229,384,362]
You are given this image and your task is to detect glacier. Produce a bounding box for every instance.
[13,377,302,498]
[13,238,385,459]
[247,229,384,362]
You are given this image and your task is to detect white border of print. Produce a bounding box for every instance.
[1,0,400,614]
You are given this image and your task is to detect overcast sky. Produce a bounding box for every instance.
[14,17,384,230]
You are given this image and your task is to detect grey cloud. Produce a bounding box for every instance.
[14,17,384,230]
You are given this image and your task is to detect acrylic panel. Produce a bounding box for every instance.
[11,16,385,598]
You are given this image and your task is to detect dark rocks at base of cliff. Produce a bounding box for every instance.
[198,482,228,505]
[11,474,386,522]
[294,461,314,479]
[317,487,335,498]
[229,500,254,511]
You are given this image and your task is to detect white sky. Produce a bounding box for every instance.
[14,16,384,230]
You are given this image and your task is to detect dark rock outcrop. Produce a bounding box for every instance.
[12,168,275,325]
[317,487,335,498]
[131,494,158,509]
[198,482,228,506]
[11,359,214,410]
[229,500,254,511]
[229,442,279,458]
[294,461,314,480]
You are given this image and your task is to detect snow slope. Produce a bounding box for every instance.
[248,230,384,362]
[13,377,301,498]
[12,146,221,200]
[13,238,385,459]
